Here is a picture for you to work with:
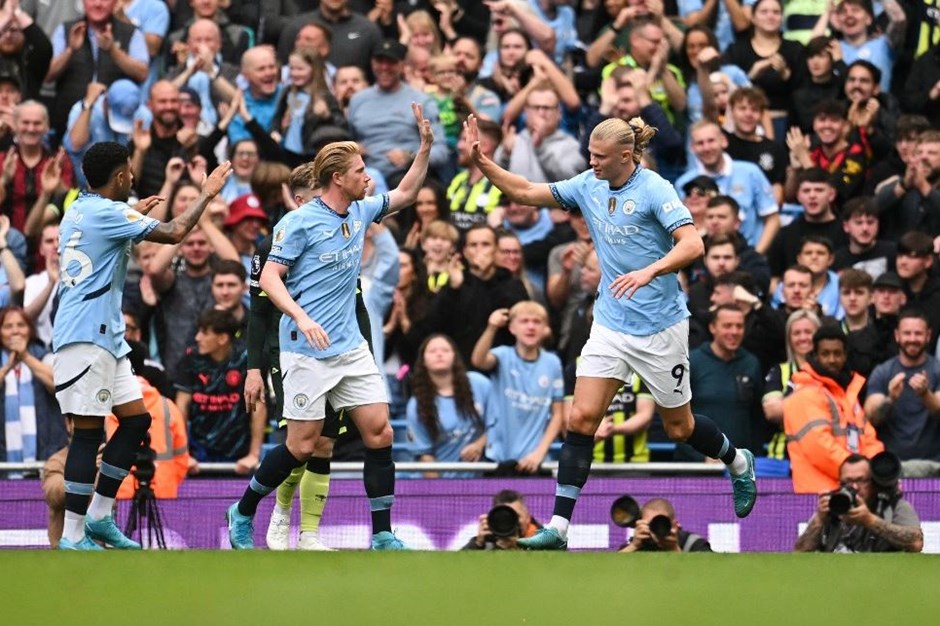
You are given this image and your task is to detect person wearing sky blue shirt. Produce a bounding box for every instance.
[227,46,282,144]
[464,112,758,550]
[407,334,491,478]
[528,0,579,65]
[472,302,564,474]
[818,0,905,93]
[122,0,170,92]
[772,235,845,320]
[53,141,232,551]
[676,120,780,255]
[227,103,436,552]
[64,79,151,188]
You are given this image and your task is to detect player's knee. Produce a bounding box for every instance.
[289,437,319,459]
[569,406,601,436]
[313,436,335,457]
[663,419,693,442]
[364,422,393,448]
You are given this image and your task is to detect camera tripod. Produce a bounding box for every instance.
[123,479,167,549]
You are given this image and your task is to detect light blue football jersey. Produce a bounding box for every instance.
[484,346,564,463]
[550,167,693,336]
[53,192,159,357]
[268,194,389,358]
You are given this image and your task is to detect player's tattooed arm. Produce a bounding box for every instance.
[146,162,232,244]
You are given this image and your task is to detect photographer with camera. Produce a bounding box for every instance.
[795,453,923,553]
[616,497,712,553]
[462,489,542,551]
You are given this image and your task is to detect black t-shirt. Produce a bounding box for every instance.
[725,132,788,185]
[767,217,848,277]
[832,241,897,278]
[175,344,251,462]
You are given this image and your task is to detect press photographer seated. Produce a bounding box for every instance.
[616,497,712,553]
[462,490,542,551]
[794,453,924,553]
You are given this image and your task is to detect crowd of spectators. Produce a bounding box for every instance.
[0,0,939,490]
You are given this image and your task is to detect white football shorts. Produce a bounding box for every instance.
[280,342,388,421]
[54,343,142,416]
[576,319,692,408]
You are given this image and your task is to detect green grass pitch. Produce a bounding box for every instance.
[2,551,938,625]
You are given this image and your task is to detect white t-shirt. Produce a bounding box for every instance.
[24,270,56,349]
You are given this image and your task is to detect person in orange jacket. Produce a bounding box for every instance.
[105,374,189,500]
[784,325,884,494]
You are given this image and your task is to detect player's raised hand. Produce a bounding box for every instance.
[412,101,434,147]
[201,160,232,198]
[298,315,331,351]
[136,195,165,215]
[610,266,657,299]
[463,114,483,163]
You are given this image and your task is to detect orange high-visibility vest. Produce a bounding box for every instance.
[106,378,189,499]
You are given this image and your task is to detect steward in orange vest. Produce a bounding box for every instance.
[784,326,883,494]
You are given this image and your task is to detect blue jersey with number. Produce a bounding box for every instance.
[53,193,159,357]
[550,167,692,336]
[268,194,389,358]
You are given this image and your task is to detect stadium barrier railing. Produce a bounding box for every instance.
[0,461,726,475]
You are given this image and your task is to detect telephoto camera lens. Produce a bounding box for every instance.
[487,505,521,539]
[609,495,642,528]
[870,451,901,489]
[648,515,672,541]
[828,486,857,517]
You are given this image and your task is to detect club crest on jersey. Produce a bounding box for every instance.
[623,200,636,215]
[341,223,351,239]
[293,394,309,409]
[96,389,111,404]
[607,197,617,214]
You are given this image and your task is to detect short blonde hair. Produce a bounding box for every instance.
[312,141,360,188]
[429,52,458,74]
[420,219,459,245]
[590,117,657,165]
[508,300,549,324]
